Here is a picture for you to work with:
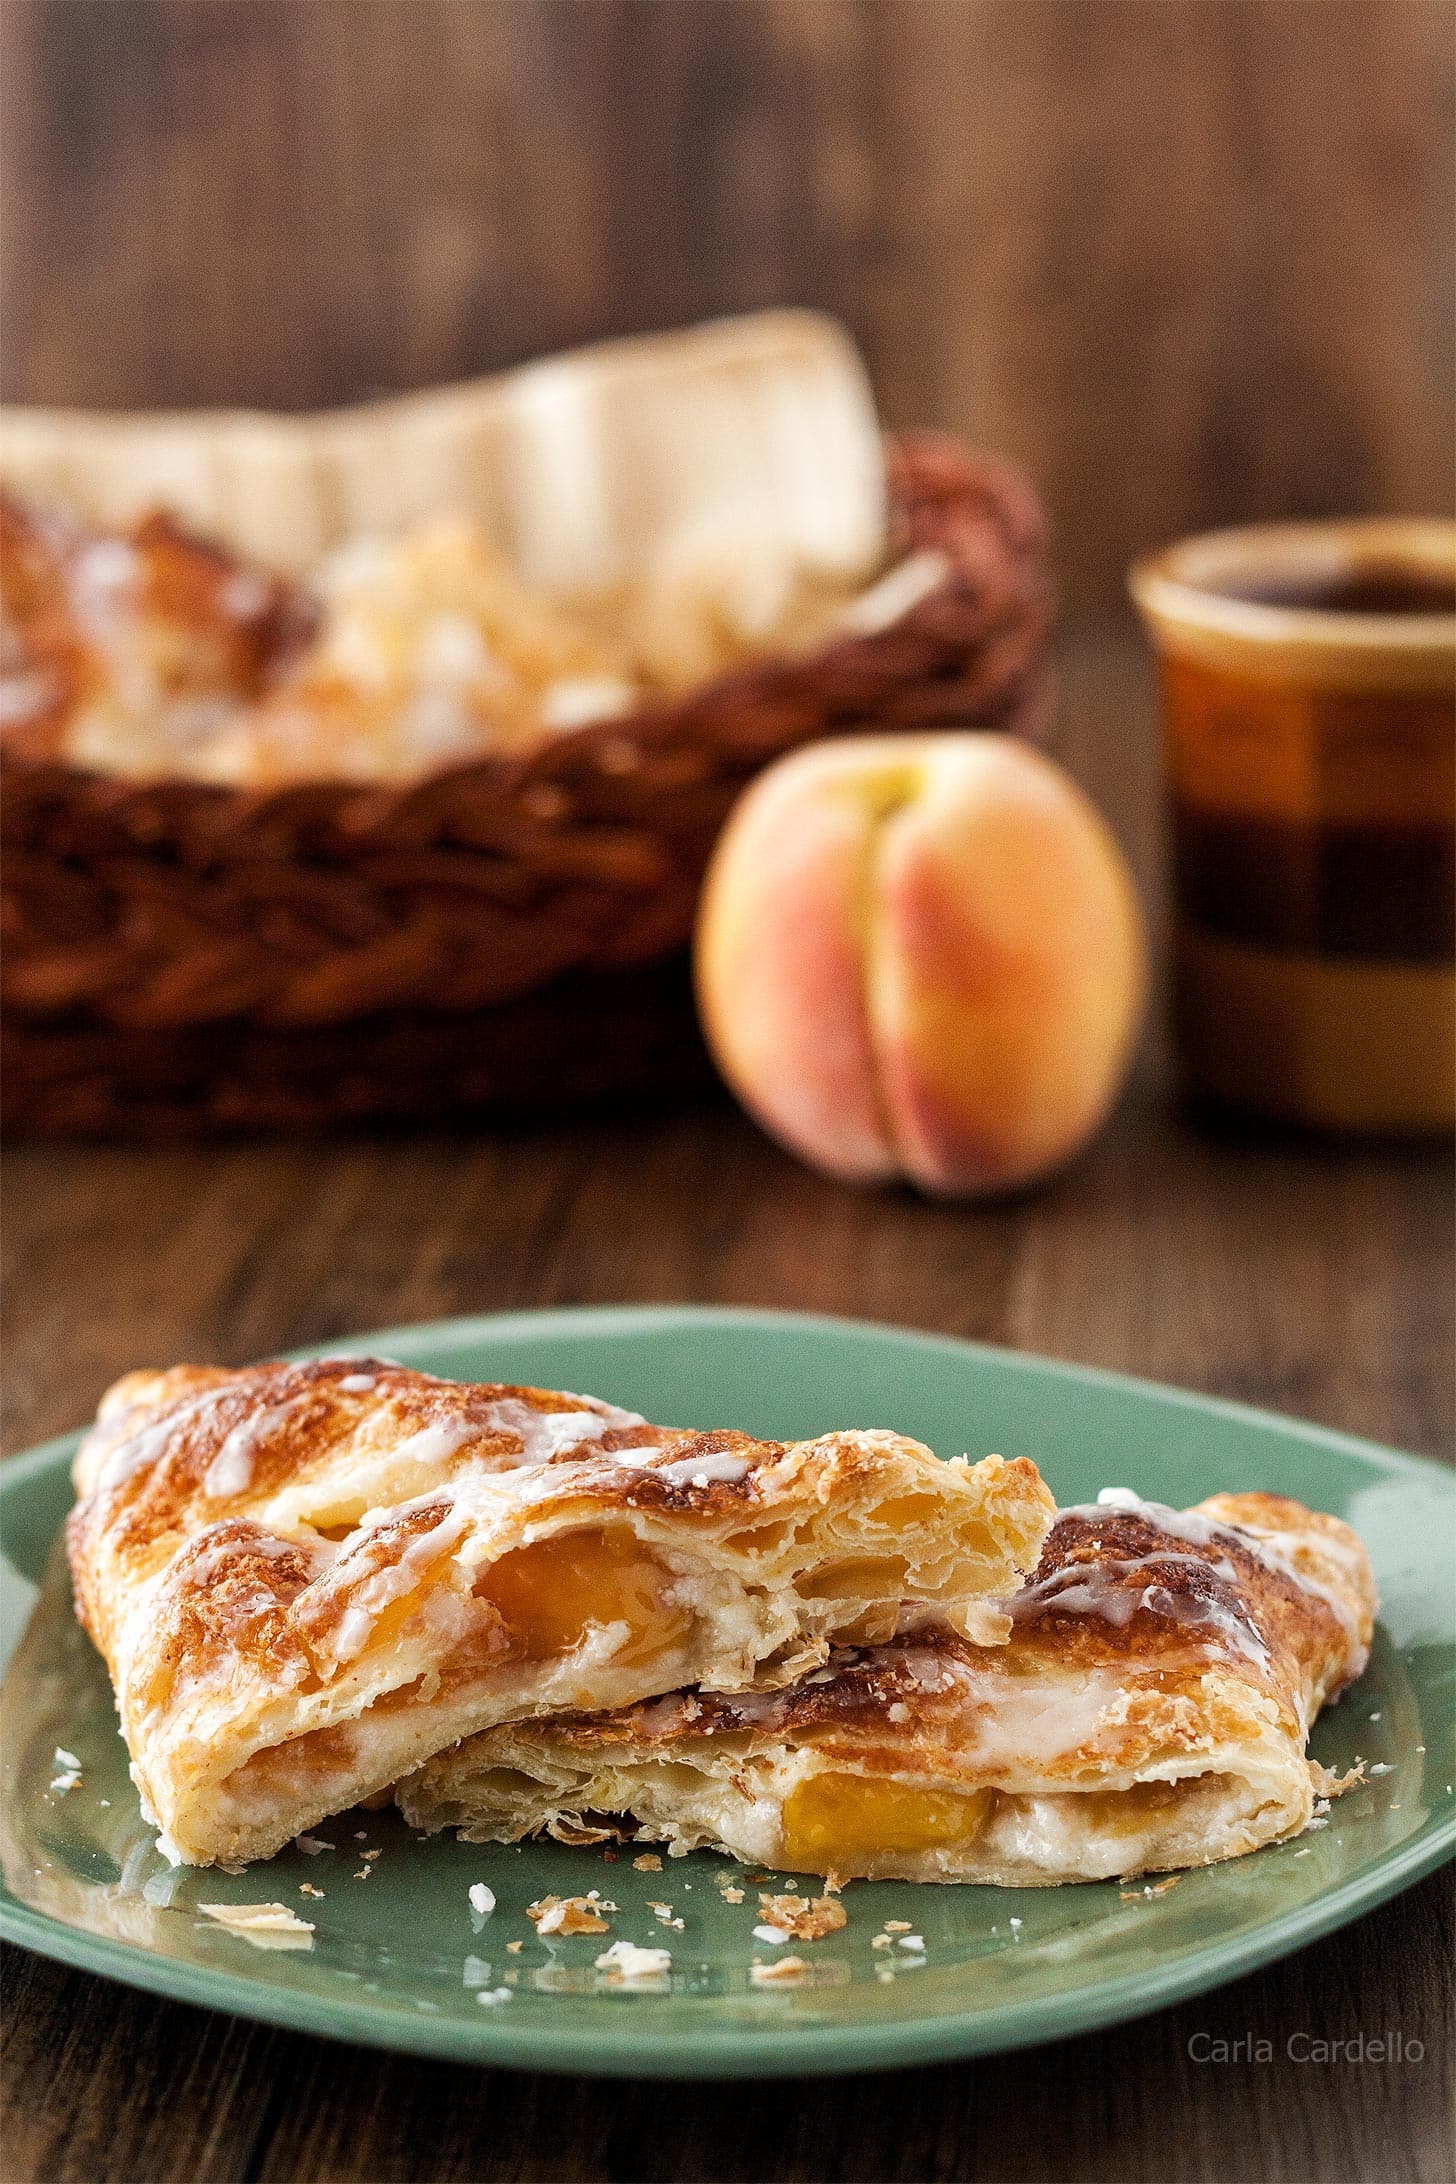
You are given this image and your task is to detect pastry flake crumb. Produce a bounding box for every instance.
[352,1866,373,1881]
[294,1834,332,1855]
[871,1933,892,1951]
[632,1853,663,1872]
[757,1892,847,1942]
[883,1919,912,1933]
[896,1934,925,1951]
[198,1901,315,1951]
[753,1923,791,1945]
[468,1883,496,1919]
[505,1939,523,1954]
[720,1885,745,1904]
[1313,1760,1366,1795]
[49,1769,82,1794]
[1120,1876,1180,1902]
[360,1847,383,1863]
[750,1954,809,1985]
[299,1882,325,1899]
[821,1872,845,1896]
[595,1940,671,1983]
[53,1747,81,1770]
[528,1891,615,1937]
[647,1902,684,1930]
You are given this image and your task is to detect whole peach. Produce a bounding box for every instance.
[694,734,1146,1195]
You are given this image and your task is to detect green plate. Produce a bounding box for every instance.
[2,1306,1452,2078]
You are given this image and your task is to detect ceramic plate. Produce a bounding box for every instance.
[2,1307,1452,2079]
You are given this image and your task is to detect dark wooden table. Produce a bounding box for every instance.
[2,630,1451,2183]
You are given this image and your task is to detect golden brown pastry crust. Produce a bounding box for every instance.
[400,1489,1377,1884]
[66,1355,1054,1865]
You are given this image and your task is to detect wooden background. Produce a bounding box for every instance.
[2,8,1453,2179]
[2,0,1452,615]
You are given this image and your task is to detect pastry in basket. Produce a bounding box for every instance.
[65,1355,1055,1866]
[0,493,643,785]
[187,519,644,786]
[396,1489,1376,1884]
[0,487,897,788]
[0,490,309,775]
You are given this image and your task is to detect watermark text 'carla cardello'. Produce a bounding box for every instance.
[1187,2030,1426,2064]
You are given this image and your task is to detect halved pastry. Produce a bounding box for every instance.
[65,1355,1054,1866]
[397,1489,1376,1884]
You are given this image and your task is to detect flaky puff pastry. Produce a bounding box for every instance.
[398,1489,1376,1884]
[65,1357,1053,1867]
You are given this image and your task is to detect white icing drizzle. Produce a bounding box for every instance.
[895,1646,961,1692]
[700,1684,785,1726]
[95,1385,235,1492]
[330,1500,471,1660]
[1059,1492,1363,1653]
[391,1418,488,1469]
[672,1657,1137,1777]
[177,1528,308,1587]
[655,1449,752,1488]
[202,1401,298,1500]
[1014,1554,1272,1669]
[475,1396,646,1467]
[912,1662,1134,1773]
[1205,1515,1369,1654]
[632,1693,705,1736]
[336,1374,376,1394]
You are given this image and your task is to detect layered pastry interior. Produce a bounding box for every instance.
[398,1489,1377,1884]
[65,1356,1054,1865]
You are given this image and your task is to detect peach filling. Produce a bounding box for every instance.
[475,1529,689,1667]
[1071,1779,1194,1839]
[797,1556,910,1599]
[782,1770,994,1863]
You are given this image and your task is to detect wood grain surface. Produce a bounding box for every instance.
[1,628,1451,2182]
[3,0,1452,616]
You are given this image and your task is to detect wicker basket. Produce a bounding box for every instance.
[1,434,1052,1135]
